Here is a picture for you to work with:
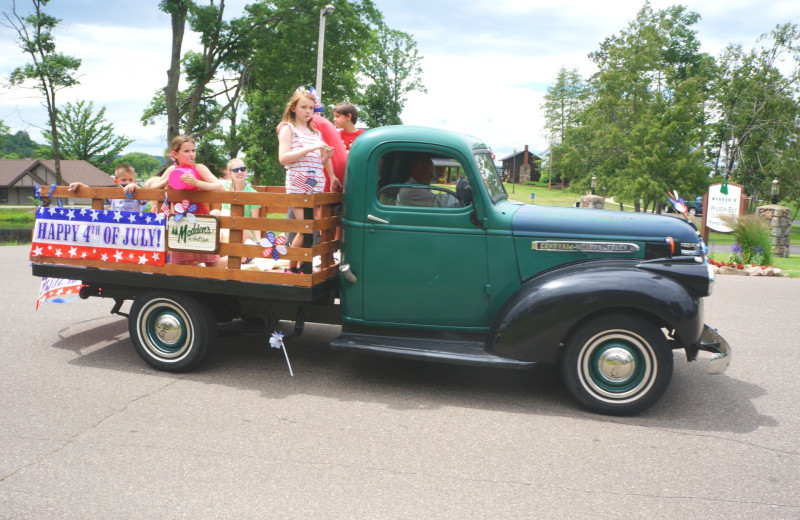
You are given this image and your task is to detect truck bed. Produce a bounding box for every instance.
[30,185,343,303]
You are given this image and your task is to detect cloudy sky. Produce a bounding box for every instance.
[1,0,797,161]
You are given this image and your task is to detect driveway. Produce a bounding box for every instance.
[2,245,799,518]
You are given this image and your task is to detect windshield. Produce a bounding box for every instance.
[474,151,507,203]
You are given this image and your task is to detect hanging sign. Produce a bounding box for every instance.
[30,207,166,265]
[706,183,744,233]
[167,214,220,253]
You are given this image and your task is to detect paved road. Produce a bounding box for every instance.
[2,245,799,519]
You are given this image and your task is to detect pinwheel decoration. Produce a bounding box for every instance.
[269,330,294,376]
[269,330,284,349]
[260,231,287,260]
[309,86,323,113]
[173,199,198,223]
[667,190,688,214]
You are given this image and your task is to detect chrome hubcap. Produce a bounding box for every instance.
[596,347,636,383]
[155,314,183,346]
[579,330,656,403]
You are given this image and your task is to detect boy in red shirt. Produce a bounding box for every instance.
[333,102,365,152]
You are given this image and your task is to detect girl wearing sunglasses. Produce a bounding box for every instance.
[221,158,261,243]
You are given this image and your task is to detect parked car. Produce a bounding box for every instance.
[664,196,703,216]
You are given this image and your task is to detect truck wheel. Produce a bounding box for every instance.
[560,314,673,416]
[128,292,215,372]
[688,207,697,216]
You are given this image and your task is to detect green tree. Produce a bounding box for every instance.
[2,0,81,185]
[41,100,133,173]
[113,153,164,177]
[146,0,279,145]
[0,120,8,155]
[708,23,800,205]
[554,3,712,211]
[241,0,382,184]
[359,25,426,128]
[542,66,587,186]
[1,130,39,158]
[159,0,190,142]
[144,0,419,185]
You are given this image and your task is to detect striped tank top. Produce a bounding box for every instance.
[280,122,326,194]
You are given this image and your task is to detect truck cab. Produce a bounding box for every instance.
[332,126,729,415]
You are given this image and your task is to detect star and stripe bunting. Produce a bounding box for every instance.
[30,206,166,266]
[36,277,86,310]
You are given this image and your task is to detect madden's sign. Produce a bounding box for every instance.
[705,183,744,233]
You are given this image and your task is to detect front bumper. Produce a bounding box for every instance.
[695,325,732,374]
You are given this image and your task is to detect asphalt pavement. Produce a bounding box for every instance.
[2,245,799,519]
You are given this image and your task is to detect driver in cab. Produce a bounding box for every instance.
[396,155,460,208]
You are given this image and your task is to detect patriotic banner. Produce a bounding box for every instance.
[30,206,166,266]
[36,277,85,309]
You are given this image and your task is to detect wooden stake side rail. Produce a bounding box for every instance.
[31,185,343,288]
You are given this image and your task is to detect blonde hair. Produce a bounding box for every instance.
[114,163,135,179]
[226,158,245,171]
[277,89,319,134]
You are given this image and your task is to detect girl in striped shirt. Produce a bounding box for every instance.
[277,89,338,273]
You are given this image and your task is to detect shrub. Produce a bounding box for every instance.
[720,214,772,266]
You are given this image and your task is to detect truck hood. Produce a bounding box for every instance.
[511,204,700,243]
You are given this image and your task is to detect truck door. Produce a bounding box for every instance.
[360,149,489,329]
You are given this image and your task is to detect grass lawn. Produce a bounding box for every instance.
[0,207,37,225]
[504,183,579,207]
[771,256,800,277]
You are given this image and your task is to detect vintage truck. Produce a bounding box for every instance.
[30,125,730,416]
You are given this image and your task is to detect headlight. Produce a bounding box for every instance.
[681,241,704,257]
[706,263,715,295]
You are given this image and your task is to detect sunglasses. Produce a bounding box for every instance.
[231,166,247,173]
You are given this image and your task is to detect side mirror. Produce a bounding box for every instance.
[456,177,473,207]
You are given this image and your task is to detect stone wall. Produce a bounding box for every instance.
[519,164,532,183]
[756,205,791,258]
[578,195,605,209]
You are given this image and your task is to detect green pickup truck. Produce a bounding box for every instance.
[31,125,730,416]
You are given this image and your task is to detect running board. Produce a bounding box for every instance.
[330,333,536,369]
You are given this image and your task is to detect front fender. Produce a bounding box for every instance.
[490,262,703,363]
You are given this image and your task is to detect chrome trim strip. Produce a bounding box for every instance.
[531,240,640,254]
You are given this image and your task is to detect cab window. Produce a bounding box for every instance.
[376,151,469,208]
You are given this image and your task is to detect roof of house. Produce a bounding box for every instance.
[0,159,114,187]
[499,150,542,162]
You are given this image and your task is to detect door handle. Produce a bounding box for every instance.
[367,214,389,224]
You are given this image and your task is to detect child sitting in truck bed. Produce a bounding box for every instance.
[68,163,146,212]
[149,135,227,267]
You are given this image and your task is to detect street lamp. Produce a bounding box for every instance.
[511,147,517,194]
[590,175,597,195]
[771,177,780,204]
[315,4,335,104]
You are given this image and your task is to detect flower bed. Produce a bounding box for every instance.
[708,258,784,277]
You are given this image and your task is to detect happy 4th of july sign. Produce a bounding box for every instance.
[30,206,166,266]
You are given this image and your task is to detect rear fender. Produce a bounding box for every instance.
[490,264,703,363]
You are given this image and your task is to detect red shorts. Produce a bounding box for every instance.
[169,251,221,265]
